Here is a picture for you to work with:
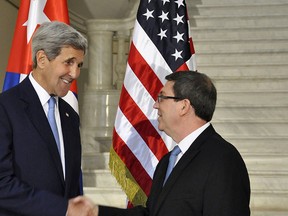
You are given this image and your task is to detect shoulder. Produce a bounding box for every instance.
[0,77,32,103]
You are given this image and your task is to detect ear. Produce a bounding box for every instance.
[36,50,47,69]
[179,99,191,116]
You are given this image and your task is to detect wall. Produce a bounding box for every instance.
[0,1,18,92]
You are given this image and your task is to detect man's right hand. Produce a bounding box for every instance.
[67,196,98,216]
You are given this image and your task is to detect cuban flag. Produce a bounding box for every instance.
[3,0,79,113]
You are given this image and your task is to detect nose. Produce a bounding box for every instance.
[69,65,81,79]
[153,100,159,109]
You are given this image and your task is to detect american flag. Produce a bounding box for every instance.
[109,0,196,206]
[3,0,79,113]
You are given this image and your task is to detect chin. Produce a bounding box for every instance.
[158,126,164,131]
[58,91,69,98]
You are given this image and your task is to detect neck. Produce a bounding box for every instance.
[173,117,207,143]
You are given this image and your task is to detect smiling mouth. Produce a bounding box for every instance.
[61,77,73,84]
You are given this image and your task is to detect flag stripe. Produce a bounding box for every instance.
[124,48,174,155]
[118,86,168,161]
[128,42,163,101]
[123,64,159,132]
[109,146,148,205]
[113,108,155,195]
[2,72,20,92]
[3,73,29,92]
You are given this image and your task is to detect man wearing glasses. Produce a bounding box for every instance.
[80,70,251,216]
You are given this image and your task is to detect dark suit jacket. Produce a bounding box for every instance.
[0,77,82,216]
[99,125,250,216]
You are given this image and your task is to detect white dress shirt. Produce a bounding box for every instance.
[174,122,211,166]
[29,73,66,178]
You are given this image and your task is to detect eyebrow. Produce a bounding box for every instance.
[64,57,76,62]
[64,57,84,67]
[159,90,168,95]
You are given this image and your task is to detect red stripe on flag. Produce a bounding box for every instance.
[128,43,163,100]
[113,129,152,196]
[176,63,189,72]
[118,86,168,160]
[70,80,78,95]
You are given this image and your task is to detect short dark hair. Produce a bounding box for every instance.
[165,70,217,122]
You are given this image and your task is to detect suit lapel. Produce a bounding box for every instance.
[19,77,65,185]
[152,148,200,215]
[152,125,216,215]
[59,99,74,193]
[59,98,81,196]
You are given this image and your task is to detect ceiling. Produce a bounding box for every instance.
[67,0,138,20]
[7,0,139,34]
[7,0,139,20]
[6,0,200,36]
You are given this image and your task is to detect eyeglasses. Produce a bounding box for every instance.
[157,95,183,103]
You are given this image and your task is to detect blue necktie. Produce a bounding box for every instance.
[163,145,181,185]
[48,97,61,155]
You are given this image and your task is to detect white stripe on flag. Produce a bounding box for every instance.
[114,107,159,178]
[124,64,158,130]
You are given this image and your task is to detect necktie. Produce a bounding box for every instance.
[48,97,61,155]
[163,145,181,185]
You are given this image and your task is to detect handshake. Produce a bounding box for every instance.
[67,196,98,216]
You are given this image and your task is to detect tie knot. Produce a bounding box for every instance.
[48,97,56,110]
[171,145,181,156]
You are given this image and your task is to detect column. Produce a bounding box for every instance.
[81,20,120,154]
[115,30,129,90]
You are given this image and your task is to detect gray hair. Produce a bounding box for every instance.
[31,21,88,68]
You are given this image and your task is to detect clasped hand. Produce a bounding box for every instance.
[67,196,98,216]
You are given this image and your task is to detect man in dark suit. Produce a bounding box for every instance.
[0,21,93,215]
[91,71,250,216]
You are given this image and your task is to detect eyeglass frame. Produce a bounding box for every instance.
[157,95,183,103]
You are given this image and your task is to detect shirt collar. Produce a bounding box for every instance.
[29,73,58,105]
[178,122,211,154]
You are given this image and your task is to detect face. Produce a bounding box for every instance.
[153,81,182,137]
[36,46,84,97]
